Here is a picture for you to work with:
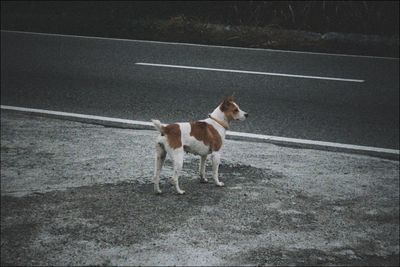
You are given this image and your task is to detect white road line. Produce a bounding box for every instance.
[1,105,398,158]
[135,62,365,83]
[227,131,399,155]
[0,105,153,127]
[2,30,398,60]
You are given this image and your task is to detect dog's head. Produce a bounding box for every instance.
[219,95,248,121]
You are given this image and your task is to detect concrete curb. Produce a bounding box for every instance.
[1,105,399,160]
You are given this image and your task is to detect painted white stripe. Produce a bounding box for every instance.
[135,62,364,83]
[2,105,398,157]
[2,30,398,60]
[226,131,399,155]
[0,105,153,127]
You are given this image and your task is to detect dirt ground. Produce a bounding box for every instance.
[1,111,399,266]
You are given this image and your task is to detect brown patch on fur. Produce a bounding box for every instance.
[190,121,222,151]
[162,124,182,149]
[219,95,237,121]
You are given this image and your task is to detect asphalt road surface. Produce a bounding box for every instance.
[1,30,399,149]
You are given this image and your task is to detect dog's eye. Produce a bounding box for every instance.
[234,108,239,113]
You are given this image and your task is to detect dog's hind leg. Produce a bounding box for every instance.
[199,155,208,183]
[153,142,166,194]
[170,148,185,195]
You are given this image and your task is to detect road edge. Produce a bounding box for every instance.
[1,105,399,161]
[2,30,399,60]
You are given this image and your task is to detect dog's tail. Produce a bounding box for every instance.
[151,119,164,134]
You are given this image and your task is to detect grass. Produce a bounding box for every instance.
[1,1,399,57]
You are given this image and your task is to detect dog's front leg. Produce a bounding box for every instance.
[211,152,224,187]
[199,155,208,183]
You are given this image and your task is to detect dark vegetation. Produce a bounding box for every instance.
[1,1,399,57]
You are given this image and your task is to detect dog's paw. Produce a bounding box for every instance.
[216,181,224,187]
[154,189,162,195]
[177,189,186,195]
[200,178,208,183]
[154,185,162,194]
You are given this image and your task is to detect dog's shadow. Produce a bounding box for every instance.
[153,158,283,196]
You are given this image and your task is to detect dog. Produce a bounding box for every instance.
[151,96,248,194]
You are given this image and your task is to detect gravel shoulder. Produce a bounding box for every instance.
[1,111,399,266]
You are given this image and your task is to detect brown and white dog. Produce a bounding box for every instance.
[151,96,248,194]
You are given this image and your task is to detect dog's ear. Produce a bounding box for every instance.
[220,95,235,111]
[224,95,235,102]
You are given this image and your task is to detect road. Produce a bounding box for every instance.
[1,30,399,149]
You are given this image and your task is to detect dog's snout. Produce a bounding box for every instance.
[244,113,249,118]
